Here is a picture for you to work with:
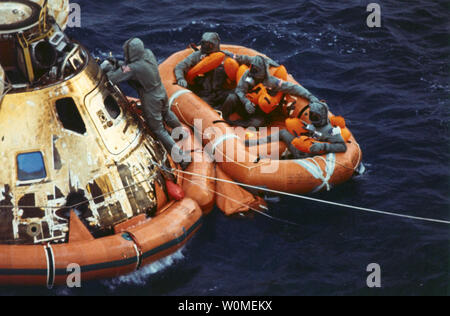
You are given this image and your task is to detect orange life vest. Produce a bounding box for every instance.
[224,57,239,83]
[288,115,352,154]
[237,64,289,114]
[186,52,240,86]
[291,136,328,155]
[285,117,308,137]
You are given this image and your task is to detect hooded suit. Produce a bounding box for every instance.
[106,38,183,157]
[246,101,347,157]
[307,101,347,154]
[174,32,233,108]
[222,55,320,127]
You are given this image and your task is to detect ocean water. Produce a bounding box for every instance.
[2,0,448,296]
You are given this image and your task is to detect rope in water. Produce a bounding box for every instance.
[153,163,450,225]
[173,171,300,226]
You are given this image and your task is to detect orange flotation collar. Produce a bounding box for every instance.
[329,116,351,143]
[186,52,241,86]
[186,52,226,84]
[291,136,327,155]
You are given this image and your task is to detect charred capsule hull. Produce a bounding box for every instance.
[0,0,207,286]
[0,47,204,286]
[1,50,164,244]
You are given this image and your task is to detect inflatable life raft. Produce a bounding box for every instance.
[126,96,266,216]
[159,45,363,194]
[0,198,202,286]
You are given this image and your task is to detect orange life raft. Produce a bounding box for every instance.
[159,45,363,194]
[0,198,202,287]
[125,96,263,216]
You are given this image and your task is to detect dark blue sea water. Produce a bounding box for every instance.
[2,0,449,296]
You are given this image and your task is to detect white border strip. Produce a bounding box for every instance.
[44,244,55,289]
[169,89,193,109]
[211,134,239,154]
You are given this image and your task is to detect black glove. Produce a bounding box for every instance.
[245,101,256,114]
[310,143,328,154]
[107,57,119,68]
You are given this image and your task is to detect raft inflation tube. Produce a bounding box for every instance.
[126,97,216,215]
[178,128,216,214]
[0,199,202,286]
[159,45,363,194]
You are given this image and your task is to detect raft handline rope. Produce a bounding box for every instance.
[154,163,450,225]
[171,98,362,173]
[294,154,336,192]
[173,101,270,171]
[178,174,300,226]
[170,90,269,170]
[1,173,159,210]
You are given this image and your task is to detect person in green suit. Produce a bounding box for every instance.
[102,38,189,168]
[223,55,321,128]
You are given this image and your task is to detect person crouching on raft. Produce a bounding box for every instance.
[174,32,279,110]
[246,101,348,158]
[175,32,234,109]
[222,55,322,128]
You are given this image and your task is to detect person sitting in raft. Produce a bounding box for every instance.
[174,32,235,109]
[245,101,348,158]
[222,55,321,128]
[101,38,190,169]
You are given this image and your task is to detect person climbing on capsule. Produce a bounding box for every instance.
[246,101,349,158]
[221,55,322,128]
[174,32,235,109]
[101,37,190,169]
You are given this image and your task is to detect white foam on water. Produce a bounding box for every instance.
[102,248,185,290]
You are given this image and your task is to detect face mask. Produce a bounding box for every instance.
[249,65,259,76]
[201,41,215,54]
[249,65,265,81]
[310,112,321,124]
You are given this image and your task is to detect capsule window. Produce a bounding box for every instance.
[104,94,121,119]
[55,97,86,134]
[17,152,47,181]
